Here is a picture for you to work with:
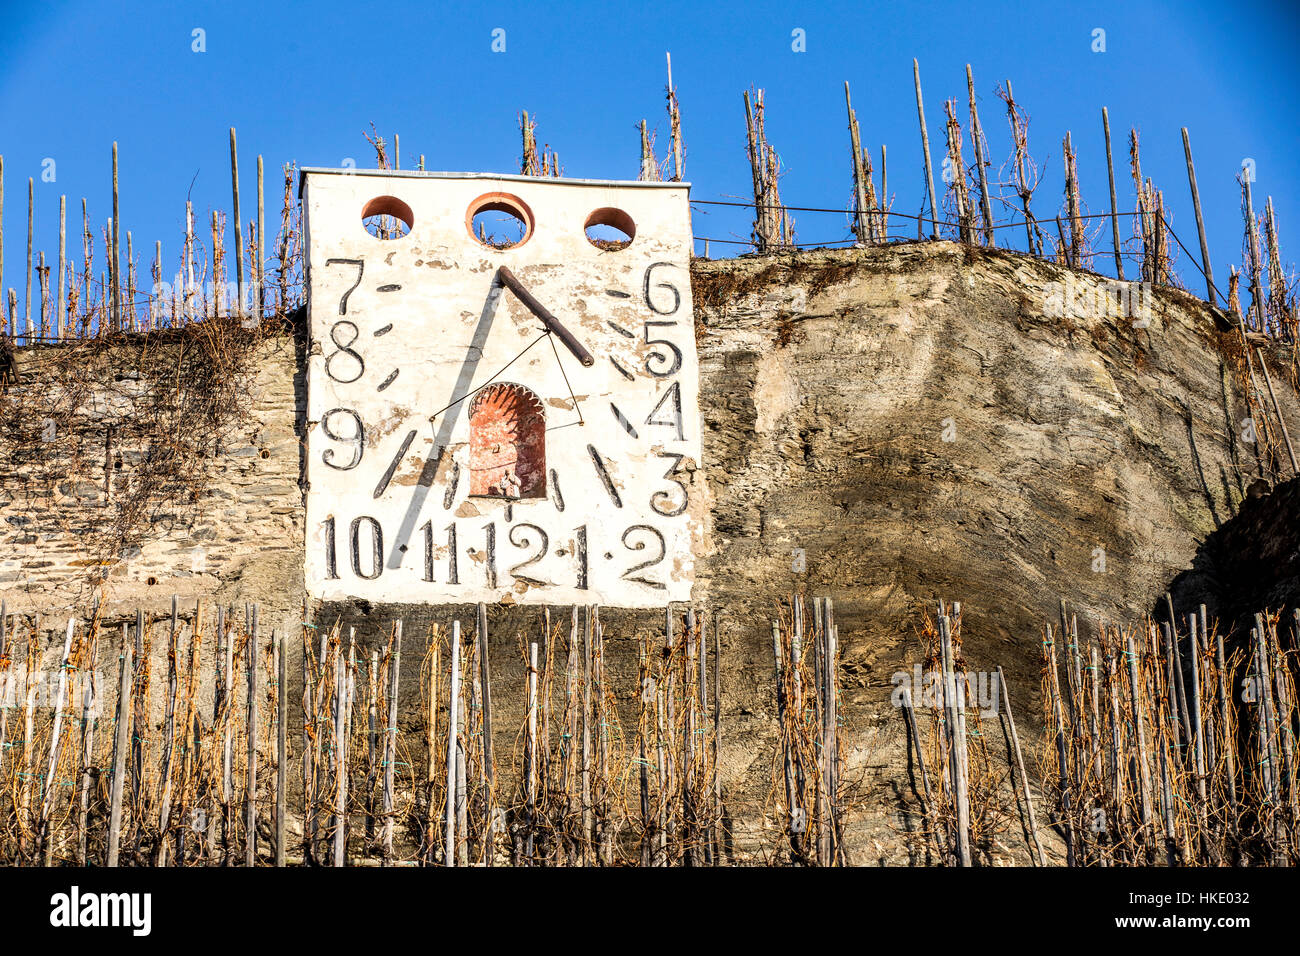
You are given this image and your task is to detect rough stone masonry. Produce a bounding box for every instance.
[2,241,1295,862]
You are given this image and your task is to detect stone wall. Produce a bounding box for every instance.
[3,242,1296,863]
[0,335,305,643]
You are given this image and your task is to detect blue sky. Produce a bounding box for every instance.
[1,0,1297,311]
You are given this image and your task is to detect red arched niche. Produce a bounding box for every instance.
[468,382,546,498]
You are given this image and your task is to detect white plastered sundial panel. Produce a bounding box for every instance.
[301,169,703,608]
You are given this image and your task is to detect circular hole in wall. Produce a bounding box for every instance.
[584,207,635,251]
[467,192,533,249]
[361,195,414,240]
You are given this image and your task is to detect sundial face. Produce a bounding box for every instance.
[300,170,703,608]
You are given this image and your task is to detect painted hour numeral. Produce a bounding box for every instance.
[326,320,365,383]
[323,516,339,579]
[645,381,685,441]
[650,452,689,517]
[575,525,589,590]
[420,519,435,582]
[643,321,682,378]
[321,408,365,470]
[350,516,383,580]
[324,257,364,315]
[446,523,459,585]
[322,514,382,580]
[621,525,667,589]
[483,522,497,588]
[643,262,681,316]
[507,523,549,583]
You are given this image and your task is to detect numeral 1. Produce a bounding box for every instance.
[446,523,459,585]
[420,519,435,582]
[575,525,588,590]
[323,516,339,579]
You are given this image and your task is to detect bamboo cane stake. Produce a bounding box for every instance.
[476,602,494,864]
[111,145,121,329]
[445,620,460,865]
[845,82,870,244]
[424,627,439,865]
[595,606,613,864]
[229,129,244,320]
[997,666,1045,865]
[256,154,265,320]
[365,648,378,841]
[1003,82,1038,254]
[1254,349,1298,474]
[880,144,889,239]
[333,632,347,867]
[1045,623,1075,864]
[25,178,32,338]
[299,617,313,863]
[1178,127,1216,305]
[683,608,698,865]
[245,605,258,866]
[540,607,551,812]
[913,60,940,239]
[654,684,667,865]
[156,597,179,865]
[699,610,712,865]
[1242,173,1266,331]
[455,627,468,866]
[1103,108,1124,279]
[56,195,66,338]
[940,606,971,865]
[382,619,401,864]
[525,640,538,863]
[1064,131,1084,266]
[711,608,722,864]
[581,605,593,864]
[966,65,995,247]
[76,614,98,866]
[638,631,652,866]
[221,607,234,863]
[900,683,943,859]
[666,52,683,182]
[37,619,75,864]
[772,619,799,859]
[106,638,132,867]
[1187,615,1211,860]
[1125,633,1154,845]
[275,629,286,867]
[944,99,973,244]
[127,609,146,855]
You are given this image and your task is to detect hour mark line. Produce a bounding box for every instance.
[373,429,417,498]
[610,403,639,439]
[373,323,393,337]
[377,369,399,391]
[377,284,402,292]
[607,320,635,339]
[609,356,635,381]
[587,444,623,508]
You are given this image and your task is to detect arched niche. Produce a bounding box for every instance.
[468,382,546,499]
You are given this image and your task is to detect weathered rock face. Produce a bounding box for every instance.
[692,243,1291,682]
[2,241,1296,863]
